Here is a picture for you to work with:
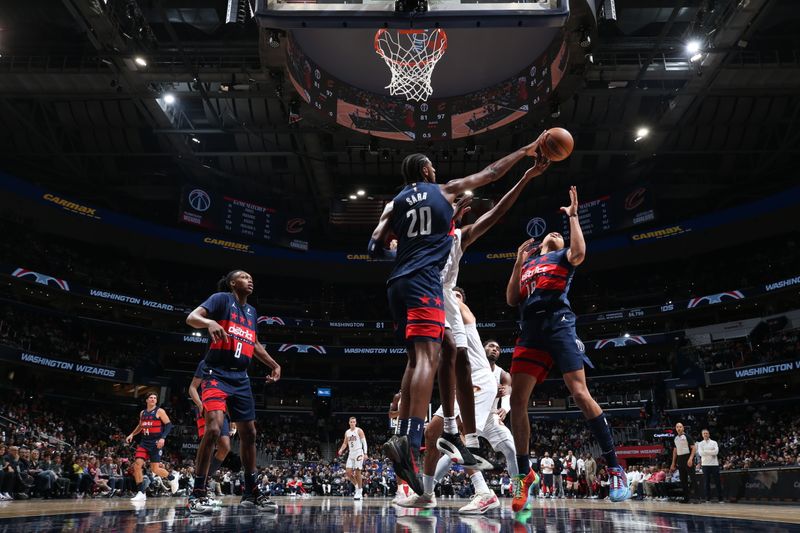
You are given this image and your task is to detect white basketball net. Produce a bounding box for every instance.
[374,29,448,102]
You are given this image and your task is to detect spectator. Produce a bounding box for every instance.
[697,429,723,503]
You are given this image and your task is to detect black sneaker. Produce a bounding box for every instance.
[383,435,424,496]
[256,494,278,512]
[437,433,489,468]
[466,446,495,471]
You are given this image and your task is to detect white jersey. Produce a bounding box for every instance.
[492,364,505,410]
[440,229,464,289]
[465,323,494,388]
[346,428,363,456]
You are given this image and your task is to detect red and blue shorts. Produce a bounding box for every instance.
[200,368,256,422]
[511,309,592,382]
[196,408,231,439]
[135,441,163,463]
[387,265,446,344]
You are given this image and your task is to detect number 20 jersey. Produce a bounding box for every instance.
[388,182,454,283]
[200,292,257,372]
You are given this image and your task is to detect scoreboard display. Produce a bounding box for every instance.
[533,184,656,241]
[179,186,308,251]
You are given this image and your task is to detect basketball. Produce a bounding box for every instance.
[541,127,574,161]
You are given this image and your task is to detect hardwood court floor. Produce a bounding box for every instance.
[0,495,798,532]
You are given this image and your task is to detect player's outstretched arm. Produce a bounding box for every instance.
[506,238,536,307]
[440,135,543,201]
[367,202,396,260]
[562,186,585,266]
[460,160,551,250]
[457,299,475,326]
[338,433,348,456]
[254,342,281,383]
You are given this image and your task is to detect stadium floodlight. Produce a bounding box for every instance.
[134,56,147,67]
[356,190,366,197]
[163,93,176,105]
[686,40,702,55]
[349,194,357,200]
[634,127,650,142]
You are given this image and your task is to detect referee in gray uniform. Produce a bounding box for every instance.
[670,422,696,503]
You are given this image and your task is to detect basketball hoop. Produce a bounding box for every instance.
[374,28,447,102]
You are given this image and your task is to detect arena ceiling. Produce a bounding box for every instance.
[0,0,798,249]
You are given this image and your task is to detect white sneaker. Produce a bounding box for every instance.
[395,492,437,509]
[353,488,362,501]
[130,491,147,502]
[207,496,223,507]
[459,492,500,514]
[188,496,215,515]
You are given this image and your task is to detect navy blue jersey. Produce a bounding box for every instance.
[200,292,258,372]
[139,408,164,443]
[388,182,454,282]
[193,359,207,379]
[519,248,576,315]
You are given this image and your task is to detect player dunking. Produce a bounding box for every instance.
[368,140,542,495]
[337,417,368,500]
[436,161,549,467]
[186,270,282,514]
[506,186,630,511]
[188,358,235,505]
[125,393,172,502]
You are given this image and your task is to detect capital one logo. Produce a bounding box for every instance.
[526,217,547,239]
[188,189,211,212]
[258,316,286,326]
[278,344,326,354]
[11,268,70,291]
[687,290,745,308]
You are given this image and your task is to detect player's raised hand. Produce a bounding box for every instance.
[560,185,579,217]
[516,238,536,263]
[524,130,547,157]
[523,157,551,180]
[453,193,473,222]
[207,321,228,342]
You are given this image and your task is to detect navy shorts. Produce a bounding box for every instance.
[387,265,446,344]
[200,367,255,422]
[135,441,163,463]
[511,309,592,381]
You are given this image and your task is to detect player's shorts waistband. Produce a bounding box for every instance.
[203,364,249,375]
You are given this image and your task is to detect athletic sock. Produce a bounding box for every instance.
[208,456,224,477]
[470,472,489,494]
[399,418,409,436]
[408,417,425,450]
[586,412,619,468]
[464,432,479,448]
[193,476,207,497]
[516,454,531,475]
[443,416,458,435]
[422,474,435,495]
[434,455,451,484]
[244,471,257,495]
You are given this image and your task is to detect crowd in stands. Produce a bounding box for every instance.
[686,328,800,371]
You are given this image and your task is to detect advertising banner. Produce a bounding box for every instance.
[706,358,800,386]
[0,346,132,383]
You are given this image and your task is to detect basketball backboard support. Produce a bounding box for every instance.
[256,0,569,29]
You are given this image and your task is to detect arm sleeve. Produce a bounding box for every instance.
[161,422,173,439]
[361,439,368,455]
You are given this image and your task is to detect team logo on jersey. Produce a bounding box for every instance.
[593,336,646,349]
[11,268,70,291]
[278,344,326,354]
[526,217,547,238]
[188,189,211,212]
[258,316,286,326]
[687,290,745,308]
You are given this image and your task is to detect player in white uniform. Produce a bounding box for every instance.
[436,163,548,466]
[337,417,367,500]
[398,289,523,514]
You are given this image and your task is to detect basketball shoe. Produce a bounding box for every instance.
[383,435,424,496]
[511,471,540,512]
[608,466,631,502]
[459,491,500,514]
